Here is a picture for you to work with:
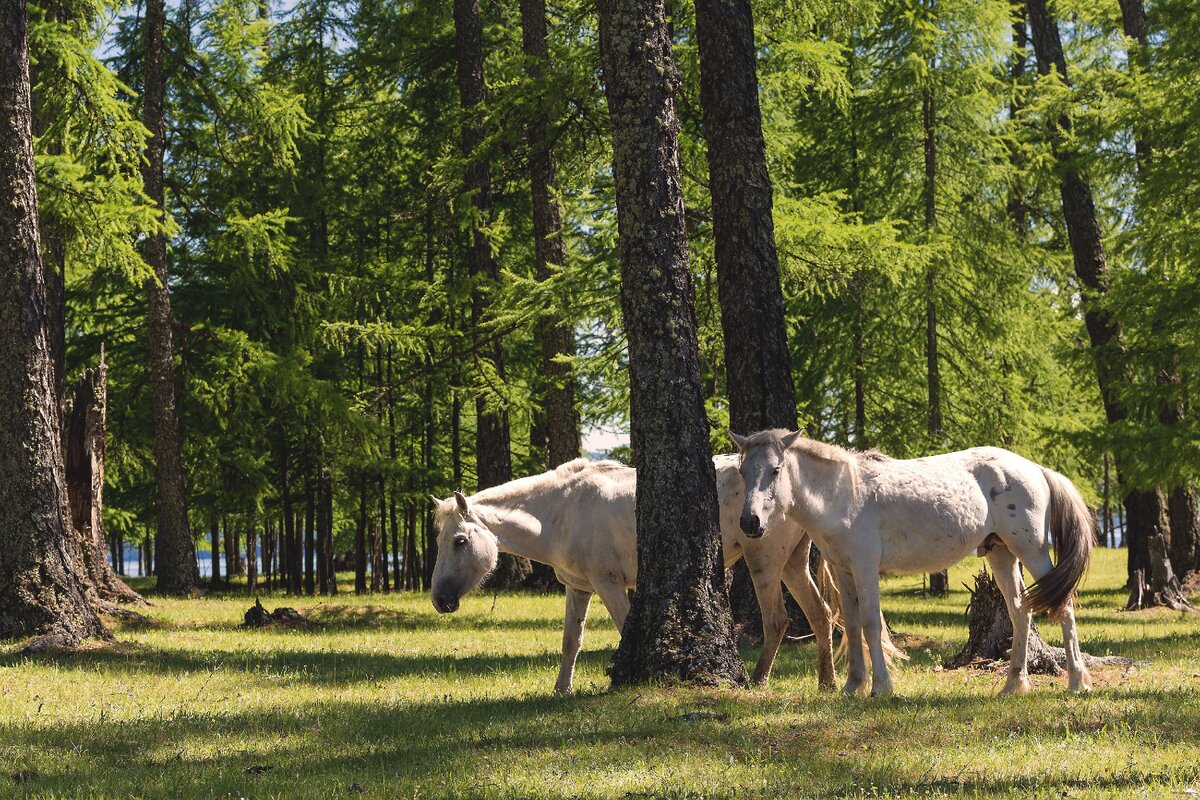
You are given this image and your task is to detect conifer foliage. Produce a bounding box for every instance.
[3,0,1198,644]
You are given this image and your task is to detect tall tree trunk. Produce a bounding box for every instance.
[921,76,948,596]
[1025,0,1174,600]
[1119,0,1199,580]
[355,343,368,594]
[0,0,108,644]
[304,474,315,595]
[64,352,145,604]
[28,3,67,419]
[693,0,807,641]
[280,432,295,594]
[521,0,580,469]
[246,521,258,592]
[142,0,198,595]
[209,517,220,586]
[600,0,746,687]
[455,0,527,588]
[1007,7,1029,234]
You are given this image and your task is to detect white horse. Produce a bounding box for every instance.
[429,456,837,694]
[733,429,1094,698]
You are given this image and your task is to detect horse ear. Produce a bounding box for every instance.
[780,430,803,449]
[453,490,469,514]
[428,494,442,508]
[729,431,749,452]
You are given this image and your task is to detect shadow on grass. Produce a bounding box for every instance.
[3,677,1199,799]
[0,640,590,687]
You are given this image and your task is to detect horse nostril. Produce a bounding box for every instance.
[740,512,760,536]
[433,594,459,613]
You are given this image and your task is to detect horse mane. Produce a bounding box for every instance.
[436,459,630,525]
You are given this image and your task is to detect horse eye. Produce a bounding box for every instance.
[453,535,468,549]
[772,466,781,475]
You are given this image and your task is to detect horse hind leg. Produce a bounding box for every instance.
[833,567,868,696]
[1059,598,1092,692]
[848,563,893,697]
[781,540,837,691]
[984,546,1032,696]
[555,588,593,695]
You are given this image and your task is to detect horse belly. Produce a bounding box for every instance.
[877,499,988,574]
[879,532,980,574]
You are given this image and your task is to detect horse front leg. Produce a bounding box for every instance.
[746,562,789,686]
[555,587,593,695]
[849,564,892,697]
[782,539,837,691]
[834,567,868,696]
[984,546,1032,696]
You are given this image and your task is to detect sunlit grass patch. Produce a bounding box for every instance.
[1,548,1198,798]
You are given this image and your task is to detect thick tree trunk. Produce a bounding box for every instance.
[600,0,746,687]
[1168,487,1199,579]
[694,0,806,642]
[142,0,198,595]
[1125,489,1193,611]
[0,1,108,645]
[1025,0,1175,600]
[64,353,145,604]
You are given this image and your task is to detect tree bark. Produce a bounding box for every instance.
[304,474,316,595]
[1125,489,1193,611]
[209,517,221,587]
[0,0,108,646]
[1025,0,1171,597]
[921,75,947,594]
[521,0,581,470]
[694,0,809,641]
[455,0,528,587]
[600,0,746,687]
[64,352,145,604]
[141,0,198,595]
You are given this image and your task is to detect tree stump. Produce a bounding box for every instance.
[946,569,1062,675]
[946,569,1130,673]
[64,349,145,606]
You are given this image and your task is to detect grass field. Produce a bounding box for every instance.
[2,548,1198,799]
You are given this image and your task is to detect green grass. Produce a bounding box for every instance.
[2,548,1198,799]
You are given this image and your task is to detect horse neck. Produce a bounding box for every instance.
[470,486,559,565]
[785,448,855,524]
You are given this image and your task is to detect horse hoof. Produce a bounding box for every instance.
[842,681,867,697]
[1068,672,1093,693]
[870,684,894,698]
[999,678,1031,696]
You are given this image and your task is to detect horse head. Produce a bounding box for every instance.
[730,429,802,538]
[429,491,499,613]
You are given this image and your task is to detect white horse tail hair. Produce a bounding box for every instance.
[817,556,843,634]
[1024,468,1096,618]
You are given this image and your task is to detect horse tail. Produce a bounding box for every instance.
[1023,468,1096,618]
[817,556,843,634]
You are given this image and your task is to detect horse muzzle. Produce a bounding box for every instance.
[432,593,460,613]
[740,512,765,539]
